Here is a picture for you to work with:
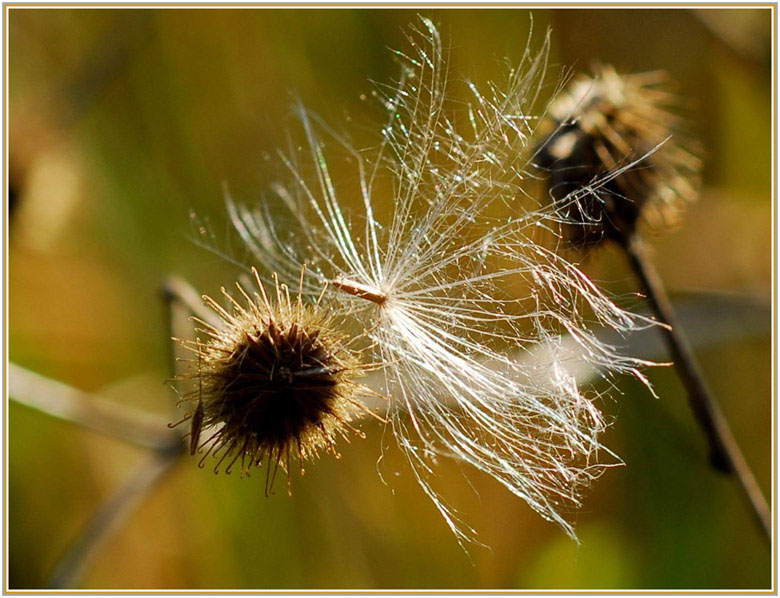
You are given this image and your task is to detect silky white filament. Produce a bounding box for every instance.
[215,17,653,544]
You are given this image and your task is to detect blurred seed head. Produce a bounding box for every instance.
[174,267,373,493]
[535,63,702,250]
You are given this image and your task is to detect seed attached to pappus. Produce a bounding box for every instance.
[332,276,387,306]
[535,63,701,250]
[172,267,379,494]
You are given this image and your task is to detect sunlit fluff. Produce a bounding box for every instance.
[219,18,651,542]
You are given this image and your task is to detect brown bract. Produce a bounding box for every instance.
[535,64,701,250]
[173,268,377,494]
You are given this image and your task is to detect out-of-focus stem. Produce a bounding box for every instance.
[42,278,207,588]
[621,234,771,544]
[46,448,181,589]
[8,363,172,451]
[162,275,221,329]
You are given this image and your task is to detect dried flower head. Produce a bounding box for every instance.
[174,267,376,493]
[203,19,652,543]
[535,63,701,249]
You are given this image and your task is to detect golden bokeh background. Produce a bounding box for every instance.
[8,7,773,589]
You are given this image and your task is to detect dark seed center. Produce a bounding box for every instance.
[213,325,342,444]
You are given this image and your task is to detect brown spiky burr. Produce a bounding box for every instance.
[173,267,378,494]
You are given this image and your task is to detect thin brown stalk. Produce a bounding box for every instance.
[621,234,771,544]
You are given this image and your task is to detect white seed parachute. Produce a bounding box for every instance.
[212,18,653,544]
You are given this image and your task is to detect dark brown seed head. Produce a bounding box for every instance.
[174,268,373,493]
[535,64,701,250]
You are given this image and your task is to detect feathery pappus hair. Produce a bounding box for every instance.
[173,267,380,494]
[202,18,653,543]
[535,63,702,250]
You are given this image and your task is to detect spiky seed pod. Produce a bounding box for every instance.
[174,268,376,493]
[535,63,701,250]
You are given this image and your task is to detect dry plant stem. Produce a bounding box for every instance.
[162,276,221,410]
[45,280,204,588]
[8,363,171,451]
[162,275,221,328]
[46,447,181,589]
[621,234,771,544]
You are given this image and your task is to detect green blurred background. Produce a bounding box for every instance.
[8,8,773,590]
